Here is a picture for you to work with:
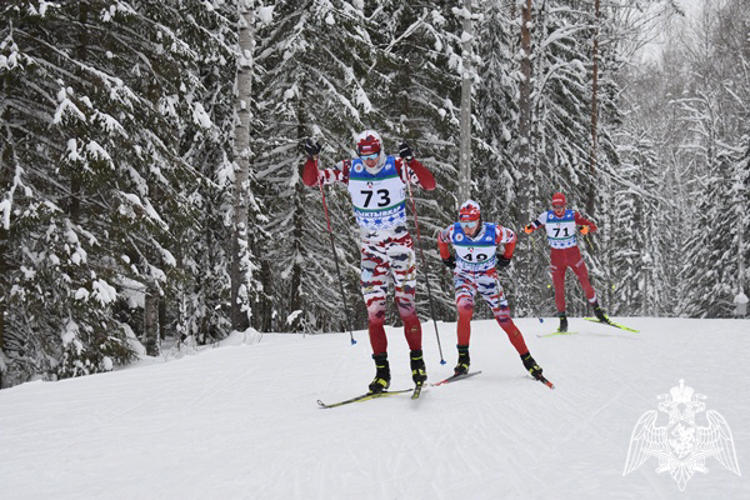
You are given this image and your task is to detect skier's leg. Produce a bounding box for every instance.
[570,247,597,304]
[361,245,389,354]
[387,235,422,351]
[480,271,529,355]
[454,270,477,346]
[550,249,567,314]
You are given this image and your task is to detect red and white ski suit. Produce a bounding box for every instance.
[527,210,598,314]
[303,154,435,355]
[437,222,530,356]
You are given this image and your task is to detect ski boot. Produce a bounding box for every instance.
[593,301,610,323]
[557,312,568,333]
[410,349,427,385]
[521,353,544,381]
[454,344,470,376]
[368,353,391,394]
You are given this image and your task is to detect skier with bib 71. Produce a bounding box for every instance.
[302,130,436,393]
[523,192,610,332]
[437,200,546,382]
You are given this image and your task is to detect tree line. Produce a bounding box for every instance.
[1,0,747,387]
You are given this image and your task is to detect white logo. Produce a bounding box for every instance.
[354,164,363,173]
[623,380,741,491]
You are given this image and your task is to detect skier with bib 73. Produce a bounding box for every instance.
[302,130,436,393]
[523,192,610,332]
[437,200,546,382]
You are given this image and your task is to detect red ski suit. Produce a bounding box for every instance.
[527,210,598,314]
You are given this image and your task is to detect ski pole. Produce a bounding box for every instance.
[404,167,446,365]
[314,156,357,345]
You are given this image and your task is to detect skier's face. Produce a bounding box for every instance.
[360,152,379,168]
[460,219,480,237]
[553,203,565,216]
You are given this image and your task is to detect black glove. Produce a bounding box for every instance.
[398,142,414,162]
[304,138,321,158]
[442,256,456,269]
[496,256,511,268]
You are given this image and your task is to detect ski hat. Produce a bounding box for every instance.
[356,130,382,156]
[552,192,566,207]
[459,199,481,222]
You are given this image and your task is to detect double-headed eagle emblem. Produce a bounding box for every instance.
[623,380,741,490]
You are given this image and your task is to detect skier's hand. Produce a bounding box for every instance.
[523,224,533,234]
[304,138,321,158]
[579,225,590,235]
[398,142,414,162]
[496,256,511,268]
[442,256,456,269]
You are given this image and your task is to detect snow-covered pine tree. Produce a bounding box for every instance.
[253,0,381,333]
[0,1,221,384]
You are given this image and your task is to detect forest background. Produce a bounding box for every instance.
[1,0,748,388]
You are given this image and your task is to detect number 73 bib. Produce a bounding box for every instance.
[348,157,407,230]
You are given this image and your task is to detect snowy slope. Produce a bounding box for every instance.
[1,317,748,500]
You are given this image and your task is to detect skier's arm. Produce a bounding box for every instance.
[524,213,546,234]
[302,157,349,186]
[437,227,455,269]
[574,212,597,234]
[396,142,435,190]
[496,226,517,268]
[398,158,436,190]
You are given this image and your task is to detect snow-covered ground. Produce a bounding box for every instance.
[1,317,748,500]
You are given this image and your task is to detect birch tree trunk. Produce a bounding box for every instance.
[458,0,473,203]
[230,2,255,331]
[144,288,160,356]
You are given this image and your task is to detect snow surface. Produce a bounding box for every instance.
[1,317,748,500]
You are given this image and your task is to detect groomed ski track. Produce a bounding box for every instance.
[1,318,748,499]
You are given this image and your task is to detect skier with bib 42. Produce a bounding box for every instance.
[437,200,546,382]
[523,192,610,332]
[302,130,436,394]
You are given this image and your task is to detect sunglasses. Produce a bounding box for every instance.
[460,220,478,229]
[360,153,379,160]
[553,204,565,209]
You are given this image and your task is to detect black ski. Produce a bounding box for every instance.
[432,370,483,386]
[317,389,411,409]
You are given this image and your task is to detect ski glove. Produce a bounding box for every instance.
[579,225,590,235]
[442,256,456,269]
[398,142,414,162]
[304,138,321,158]
[496,256,511,268]
[523,225,534,234]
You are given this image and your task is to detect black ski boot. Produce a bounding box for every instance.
[593,301,609,323]
[410,349,427,385]
[521,353,544,381]
[558,312,568,333]
[368,353,391,394]
[454,344,470,376]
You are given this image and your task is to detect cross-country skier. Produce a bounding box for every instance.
[523,192,610,332]
[437,200,545,381]
[302,130,436,393]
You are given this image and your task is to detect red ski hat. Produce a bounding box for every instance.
[356,130,382,156]
[459,199,481,222]
[552,192,566,207]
